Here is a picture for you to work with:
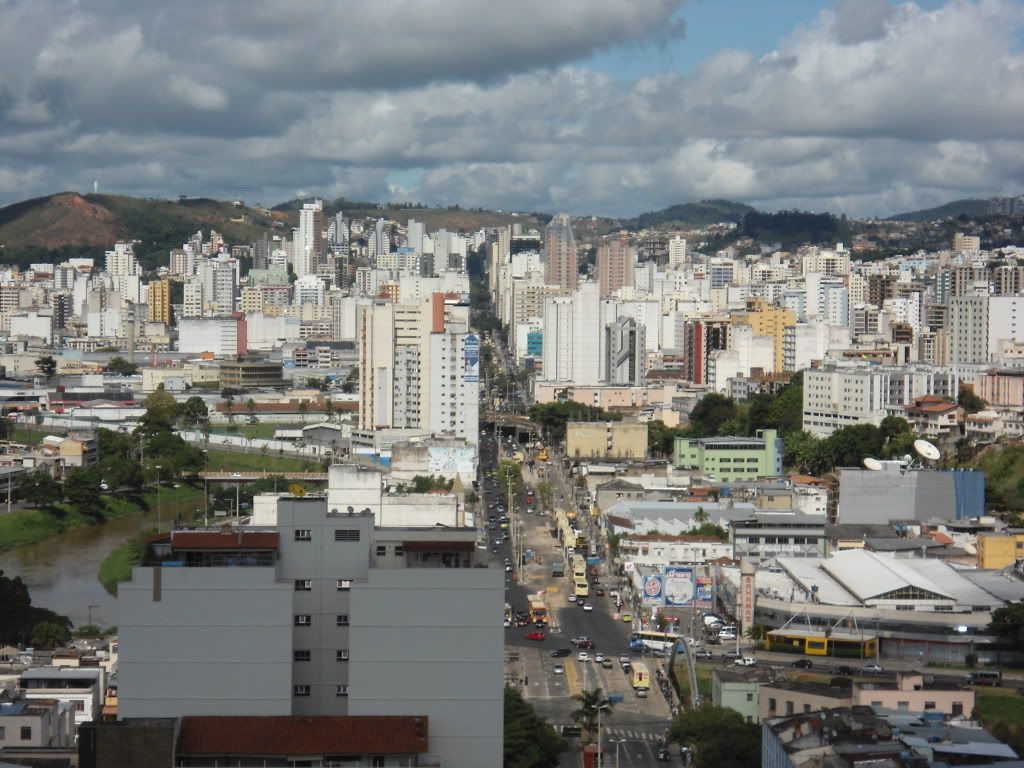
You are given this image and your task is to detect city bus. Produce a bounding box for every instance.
[631,661,651,690]
[629,630,681,653]
[571,554,586,581]
[528,596,548,625]
[574,579,590,598]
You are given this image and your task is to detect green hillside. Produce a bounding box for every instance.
[886,199,992,222]
[625,199,757,229]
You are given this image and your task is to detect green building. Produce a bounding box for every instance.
[711,668,773,724]
[673,429,782,481]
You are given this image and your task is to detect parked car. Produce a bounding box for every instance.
[791,659,813,669]
[526,631,545,641]
[621,613,634,623]
[862,663,884,674]
[723,649,741,660]
[734,656,757,667]
[694,649,713,661]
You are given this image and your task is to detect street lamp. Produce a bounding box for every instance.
[596,703,611,768]
[202,449,209,526]
[155,464,162,531]
[610,738,627,768]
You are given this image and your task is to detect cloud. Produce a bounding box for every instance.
[0,0,1021,218]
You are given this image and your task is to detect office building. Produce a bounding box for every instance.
[294,200,324,279]
[543,213,578,293]
[668,235,687,268]
[605,317,645,385]
[566,422,648,460]
[673,429,783,481]
[596,233,636,297]
[117,498,502,768]
[147,278,170,324]
[217,358,286,390]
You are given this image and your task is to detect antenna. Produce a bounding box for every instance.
[863,457,883,471]
[914,439,941,462]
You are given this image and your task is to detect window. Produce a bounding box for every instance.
[924,701,936,710]
[295,614,311,626]
[295,579,312,592]
[0,726,4,739]
[803,704,811,713]
[337,579,352,591]
[73,700,85,712]
[394,545,404,557]
[293,685,311,697]
[336,684,350,697]
[785,701,794,715]
[337,614,350,626]
[746,693,753,702]
[897,702,909,712]
[376,545,387,557]
[21,726,32,741]
[952,702,964,716]
[335,529,360,541]
[337,649,350,662]
[295,529,312,541]
[372,757,384,767]
[294,650,311,662]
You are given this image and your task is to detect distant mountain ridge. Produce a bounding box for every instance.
[623,199,758,229]
[886,198,993,222]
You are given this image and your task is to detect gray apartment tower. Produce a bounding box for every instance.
[117,497,503,768]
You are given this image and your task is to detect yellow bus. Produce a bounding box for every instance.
[574,579,590,598]
[631,661,651,690]
[571,555,586,580]
[528,596,547,624]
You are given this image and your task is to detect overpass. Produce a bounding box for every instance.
[200,471,329,483]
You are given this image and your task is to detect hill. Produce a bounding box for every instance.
[887,198,992,222]
[624,199,757,230]
[0,192,280,270]
[274,196,544,233]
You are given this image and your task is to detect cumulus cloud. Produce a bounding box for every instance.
[0,0,1020,217]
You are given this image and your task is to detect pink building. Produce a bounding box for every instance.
[975,369,1024,406]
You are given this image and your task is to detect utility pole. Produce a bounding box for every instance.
[155,465,162,531]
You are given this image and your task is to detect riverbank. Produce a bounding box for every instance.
[204,448,321,472]
[0,484,202,553]
[98,535,146,595]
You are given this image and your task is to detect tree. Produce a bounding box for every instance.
[246,398,257,421]
[496,460,524,497]
[783,430,826,475]
[648,420,688,458]
[341,366,359,394]
[106,356,139,376]
[691,523,728,541]
[822,424,883,469]
[137,386,180,434]
[35,355,57,379]
[64,468,106,520]
[179,396,209,427]
[570,687,615,744]
[16,471,62,509]
[685,394,740,437]
[670,705,761,768]
[988,603,1024,648]
[0,570,32,645]
[503,687,566,768]
[959,388,987,415]
[536,480,555,509]
[693,506,710,526]
[527,402,620,444]
[31,621,71,650]
[298,400,309,423]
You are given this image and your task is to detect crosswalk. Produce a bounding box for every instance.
[604,727,664,743]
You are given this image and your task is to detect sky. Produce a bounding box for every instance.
[0,0,1021,218]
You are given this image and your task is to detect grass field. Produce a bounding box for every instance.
[976,688,1024,723]
[205,449,321,473]
[209,423,288,440]
[98,536,145,595]
[9,426,48,445]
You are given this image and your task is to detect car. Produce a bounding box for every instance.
[576,639,594,649]
[791,659,814,669]
[577,652,590,662]
[595,588,605,596]
[695,649,713,661]
[601,658,614,669]
[723,649,741,659]
[583,603,594,612]
[594,653,605,663]
[576,599,587,609]
[862,664,884,674]
[570,636,589,646]
[504,565,512,573]
[635,688,648,698]
[534,620,546,628]
[568,594,577,603]
[526,631,545,641]
[552,664,565,674]
[551,648,572,658]
[734,656,757,667]
[503,619,511,628]
[621,613,633,623]
[619,655,630,664]
[835,665,853,676]
[515,618,530,627]
[657,748,671,762]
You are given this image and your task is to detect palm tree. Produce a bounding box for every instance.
[693,505,710,526]
[570,687,615,744]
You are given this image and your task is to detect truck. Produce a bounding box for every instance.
[551,560,565,578]
[537,447,549,461]
[631,661,651,691]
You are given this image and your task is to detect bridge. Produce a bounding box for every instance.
[200,471,329,483]
[480,411,540,433]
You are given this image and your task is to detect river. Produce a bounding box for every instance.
[0,496,199,628]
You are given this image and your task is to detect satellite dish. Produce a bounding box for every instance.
[863,457,883,471]
[914,439,941,461]
[902,454,914,467]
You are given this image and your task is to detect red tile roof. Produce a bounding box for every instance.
[169,530,280,550]
[176,715,429,756]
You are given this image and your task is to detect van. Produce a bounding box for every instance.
[964,670,1002,686]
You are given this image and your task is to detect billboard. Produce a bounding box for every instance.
[696,577,713,607]
[464,334,480,383]
[663,566,695,607]
[642,574,664,605]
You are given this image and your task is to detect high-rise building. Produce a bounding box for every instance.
[605,317,645,385]
[147,278,171,324]
[375,218,391,257]
[293,275,326,307]
[543,213,578,293]
[953,232,981,253]
[105,242,138,276]
[668,236,687,269]
[406,219,424,253]
[731,299,796,373]
[597,233,636,297]
[949,295,989,364]
[294,200,324,279]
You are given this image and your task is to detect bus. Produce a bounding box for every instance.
[551,560,565,578]
[629,630,681,653]
[528,596,548,625]
[571,554,586,581]
[964,670,1002,686]
[574,579,590,598]
[631,661,651,690]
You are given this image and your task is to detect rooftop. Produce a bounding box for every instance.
[176,715,430,756]
[168,530,280,551]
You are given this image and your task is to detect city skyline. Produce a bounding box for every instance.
[0,0,1021,218]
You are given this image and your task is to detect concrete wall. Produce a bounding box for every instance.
[348,568,504,768]
[837,468,985,523]
[118,565,294,718]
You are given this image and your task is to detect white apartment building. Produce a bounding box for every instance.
[429,331,481,444]
[178,316,244,356]
[541,282,611,385]
[294,200,324,279]
[293,275,326,306]
[104,241,138,276]
[949,295,989,364]
[117,497,502,768]
[782,323,851,372]
[988,296,1024,358]
[708,324,774,393]
[668,235,687,268]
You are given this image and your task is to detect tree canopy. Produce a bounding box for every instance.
[670,705,761,768]
[0,570,72,646]
[527,402,620,443]
[106,356,139,375]
[503,687,566,768]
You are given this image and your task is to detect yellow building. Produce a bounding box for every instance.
[147,278,171,324]
[731,298,795,373]
[566,422,647,460]
[976,532,1024,569]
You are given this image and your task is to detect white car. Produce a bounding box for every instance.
[552,664,565,675]
[594,653,605,663]
[734,656,757,667]
[583,603,594,612]
[503,619,511,628]
[568,594,577,603]
[577,652,590,662]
